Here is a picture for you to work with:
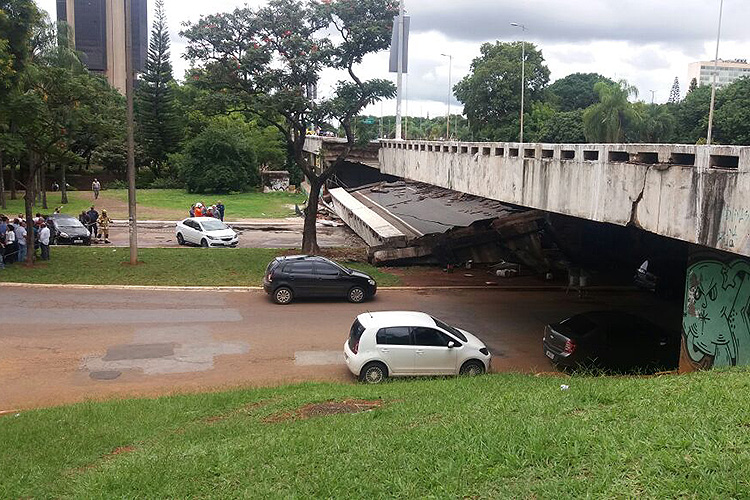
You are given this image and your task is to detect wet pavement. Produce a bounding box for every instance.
[0,286,681,409]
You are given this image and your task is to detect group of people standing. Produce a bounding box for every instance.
[78,205,112,243]
[190,201,225,221]
[0,213,52,268]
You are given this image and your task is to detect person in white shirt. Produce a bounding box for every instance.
[15,222,27,263]
[39,223,51,261]
[5,223,16,263]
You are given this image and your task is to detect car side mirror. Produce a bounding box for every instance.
[447,341,456,348]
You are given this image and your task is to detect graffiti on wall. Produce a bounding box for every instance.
[683,259,750,369]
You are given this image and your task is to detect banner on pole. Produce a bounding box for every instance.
[388,16,410,73]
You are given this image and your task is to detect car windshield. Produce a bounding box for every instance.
[431,316,467,342]
[56,218,83,228]
[201,219,228,231]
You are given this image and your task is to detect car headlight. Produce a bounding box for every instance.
[206,235,217,240]
[368,279,376,286]
[60,232,69,238]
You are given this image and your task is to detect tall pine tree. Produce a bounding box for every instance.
[668,76,680,104]
[137,0,181,178]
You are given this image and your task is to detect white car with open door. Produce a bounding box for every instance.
[176,217,239,248]
[344,311,491,384]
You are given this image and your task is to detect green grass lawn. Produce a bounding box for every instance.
[0,247,399,287]
[106,189,307,219]
[1,189,307,220]
[2,371,750,498]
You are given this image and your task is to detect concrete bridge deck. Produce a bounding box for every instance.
[377,140,750,257]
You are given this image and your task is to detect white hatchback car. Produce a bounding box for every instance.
[176,217,239,248]
[344,311,491,384]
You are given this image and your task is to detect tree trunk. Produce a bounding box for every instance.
[24,152,37,265]
[41,162,48,210]
[301,176,322,254]
[0,150,6,210]
[9,161,16,200]
[61,162,68,204]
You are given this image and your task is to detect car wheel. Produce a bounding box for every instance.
[359,362,388,384]
[177,233,185,245]
[200,239,209,248]
[459,360,486,376]
[273,287,294,305]
[348,286,366,303]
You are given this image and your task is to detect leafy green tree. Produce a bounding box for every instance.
[687,77,698,95]
[137,0,181,179]
[713,77,750,145]
[629,103,675,143]
[673,84,711,143]
[454,41,550,141]
[583,80,641,143]
[175,120,259,194]
[548,72,615,112]
[537,109,586,143]
[182,0,397,253]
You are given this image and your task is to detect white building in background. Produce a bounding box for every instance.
[688,59,750,88]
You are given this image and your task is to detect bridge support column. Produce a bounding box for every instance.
[680,247,750,372]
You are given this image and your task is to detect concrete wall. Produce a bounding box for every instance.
[380,141,750,257]
[329,188,407,248]
[681,249,750,370]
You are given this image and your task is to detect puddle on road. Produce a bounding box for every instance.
[294,351,345,366]
[82,326,249,378]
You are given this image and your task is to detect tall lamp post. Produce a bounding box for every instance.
[440,53,452,140]
[510,23,527,144]
[125,0,138,264]
[707,0,724,146]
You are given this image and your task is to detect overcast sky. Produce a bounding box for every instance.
[35,0,750,118]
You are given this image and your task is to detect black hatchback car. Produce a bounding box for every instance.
[263,256,377,304]
[48,214,92,245]
[543,311,679,373]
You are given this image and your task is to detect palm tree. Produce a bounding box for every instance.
[583,80,640,143]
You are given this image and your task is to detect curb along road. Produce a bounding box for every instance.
[0,282,638,293]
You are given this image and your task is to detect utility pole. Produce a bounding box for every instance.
[125,0,138,264]
[511,23,527,144]
[707,0,724,146]
[395,0,404,140]
[649,90,656,104]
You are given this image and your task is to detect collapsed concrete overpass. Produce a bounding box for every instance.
[304,137,750,373]
[378,140,749,258]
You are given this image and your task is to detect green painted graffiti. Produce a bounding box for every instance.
[683,260,750,368]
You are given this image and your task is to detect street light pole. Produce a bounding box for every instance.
[511,23,527,144]
[441,53,452,140]
[707,0,724,146]
[125,0,138,264]
[395,0,405,140]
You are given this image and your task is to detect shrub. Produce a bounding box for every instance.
[107,179,128,190]
[176,122,259,194]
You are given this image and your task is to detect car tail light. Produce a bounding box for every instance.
[563,339,576,355]
[267,272,273,282]
[352,341,359,354]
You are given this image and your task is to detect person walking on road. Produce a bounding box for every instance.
[39,223,51,261]
[92,179,101,200]
[87,206,99,239]
[97,209,112,243]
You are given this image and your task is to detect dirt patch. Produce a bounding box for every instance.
[70,445,136,475]
[263,399,384,423]
[203,398,279,424]
[107,445,136,457]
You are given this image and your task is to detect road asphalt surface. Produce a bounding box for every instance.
[0,286,681,410]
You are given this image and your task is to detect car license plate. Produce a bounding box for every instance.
[545,350,555,360]
[74,239,83,244]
